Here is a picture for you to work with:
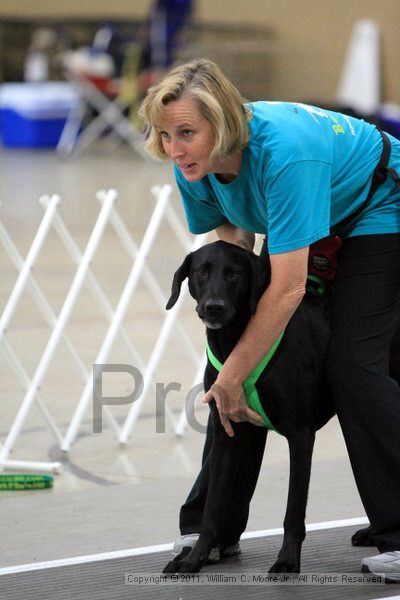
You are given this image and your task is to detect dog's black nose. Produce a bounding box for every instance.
[204,299,226,316]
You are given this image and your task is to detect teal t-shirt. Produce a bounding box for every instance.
[174,101,400,254]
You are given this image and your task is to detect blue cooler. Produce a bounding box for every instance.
[0,82,79,148]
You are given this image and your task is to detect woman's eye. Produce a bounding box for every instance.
[160,131,170,139]
[181,130,193,137]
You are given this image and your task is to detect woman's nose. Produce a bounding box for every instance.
[169,138,184,160]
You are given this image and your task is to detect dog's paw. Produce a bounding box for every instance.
[351,525,376,547]
[269,558,300,574]
[163,558,181,574]
[162,547,204,574]
[163,558,203,574]
[162,547,191,574]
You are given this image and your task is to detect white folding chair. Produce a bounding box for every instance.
[57,68,147,159]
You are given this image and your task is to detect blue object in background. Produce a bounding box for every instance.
[379,103,400,141]
[1,108,68,147]
[140,0,194,71]
[0,82,79,148]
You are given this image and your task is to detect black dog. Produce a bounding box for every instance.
[162,240,380,574]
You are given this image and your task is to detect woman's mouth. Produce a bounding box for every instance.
[180,162,196,173]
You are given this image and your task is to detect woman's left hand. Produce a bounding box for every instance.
[202,373,264,437]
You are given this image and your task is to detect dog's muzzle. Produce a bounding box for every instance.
[197,298,231,329]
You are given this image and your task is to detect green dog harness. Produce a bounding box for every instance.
[306,274,328,298]
[206,331,285,433]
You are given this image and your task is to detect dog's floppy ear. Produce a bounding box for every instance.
[166,253,192,309]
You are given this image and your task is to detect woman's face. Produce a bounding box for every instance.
[157,95,216,182]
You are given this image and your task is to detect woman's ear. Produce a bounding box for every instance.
[166,253,192,309]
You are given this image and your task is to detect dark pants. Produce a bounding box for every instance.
[179,233,400,552]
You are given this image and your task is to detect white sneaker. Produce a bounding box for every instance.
[361,550,400,582]
[172,534,199,556]
[172,535,240,563]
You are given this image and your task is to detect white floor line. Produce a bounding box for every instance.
[0,516,369,576]
[369,597,400,600]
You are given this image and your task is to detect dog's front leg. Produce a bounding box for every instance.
[194,424,242,562]
[269,430,315,574]
[164,409,244,573]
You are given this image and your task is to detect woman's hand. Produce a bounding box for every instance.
[202,373,264,437]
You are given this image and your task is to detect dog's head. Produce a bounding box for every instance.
[166,240,269,329]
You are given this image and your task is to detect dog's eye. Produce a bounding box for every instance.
[226,270,240,282]
[197,268,208,279]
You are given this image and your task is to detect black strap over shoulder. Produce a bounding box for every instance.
[334,129,400,235]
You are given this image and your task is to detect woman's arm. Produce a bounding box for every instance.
[203,246,309,436]
[216,223,255,251]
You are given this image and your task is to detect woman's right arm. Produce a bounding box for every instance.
[216,223,255,251]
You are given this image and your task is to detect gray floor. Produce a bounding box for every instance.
[0,526,396,600]
[0,143,372,587]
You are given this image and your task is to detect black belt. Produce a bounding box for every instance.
[334,128,400,235]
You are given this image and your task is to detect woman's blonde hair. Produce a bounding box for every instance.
[138,58,252,161]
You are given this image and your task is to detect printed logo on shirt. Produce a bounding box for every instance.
[267,101,351,136]
[293,103,347,135]
[332,124,345,134]
[294,103,330,122]
[343,115,357,136]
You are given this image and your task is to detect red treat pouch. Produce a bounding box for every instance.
[308,235,342,281]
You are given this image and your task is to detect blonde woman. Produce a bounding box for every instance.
[139,59,400,579]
